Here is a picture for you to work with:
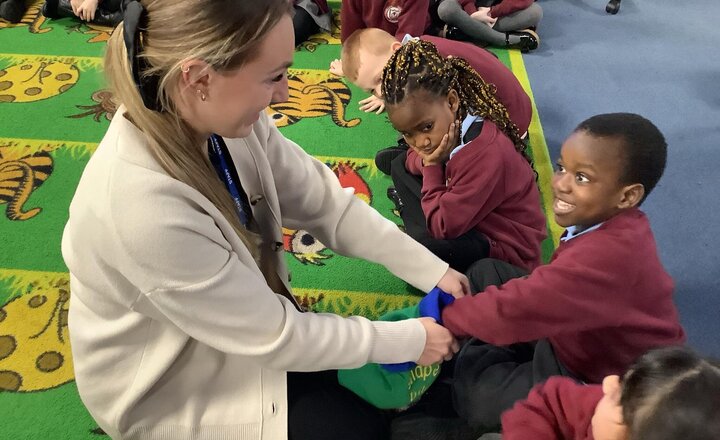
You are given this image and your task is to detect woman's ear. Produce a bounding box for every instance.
[179,59,212,92]
[448,89,460,115]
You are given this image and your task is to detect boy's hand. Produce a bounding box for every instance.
[76,0,99,21]
[436,267,470,299]
[329,59,344,76]
[416,317,460,364]
[471,7,497,27]
[359,95,385,114]
[423,120,459,166]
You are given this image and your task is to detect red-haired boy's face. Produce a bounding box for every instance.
[552,130,629,229]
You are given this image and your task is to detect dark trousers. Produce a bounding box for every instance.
[451,259,572,431]
[293,5,320,46]
[288,370,392,440]
[390,154,490,273]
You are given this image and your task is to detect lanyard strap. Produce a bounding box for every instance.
[207,134,251,227]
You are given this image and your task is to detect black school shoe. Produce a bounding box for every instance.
[387,187,404,212]
[505,29,540,53]
[442,25,473,42]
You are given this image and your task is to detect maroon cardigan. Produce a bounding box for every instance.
[442,208,686,383]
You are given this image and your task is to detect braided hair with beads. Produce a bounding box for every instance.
[381,39,531,164]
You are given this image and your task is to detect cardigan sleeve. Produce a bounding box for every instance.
[261,115,449,293]
[110,170,427,372]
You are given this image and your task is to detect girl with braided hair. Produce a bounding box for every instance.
[382,38,546,273]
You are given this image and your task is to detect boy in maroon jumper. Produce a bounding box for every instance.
[499,346,720,440]
[434,113,686,433]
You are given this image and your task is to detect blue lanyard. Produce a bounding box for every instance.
[207,134,250,227]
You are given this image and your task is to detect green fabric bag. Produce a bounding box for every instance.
[338,288,454,409]
[337,303,444,409]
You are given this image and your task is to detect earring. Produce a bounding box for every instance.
[196,89,206,101]
[181,65,190,73]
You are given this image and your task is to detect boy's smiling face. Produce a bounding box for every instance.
[552,130,641,229]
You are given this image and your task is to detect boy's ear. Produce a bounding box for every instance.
[617,183,645,209]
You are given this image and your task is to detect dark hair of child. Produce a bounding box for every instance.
[380,39,530,164]
[575,113,667,204]
[620,346,720,440]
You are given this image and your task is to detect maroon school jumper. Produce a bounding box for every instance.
[442,208,686,383]
[502,377,602,440]
[340,0,431,42]
[419,120,546,271]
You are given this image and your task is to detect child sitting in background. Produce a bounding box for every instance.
[437,0,542,52]
[427,113,686,434]
[340,0,434,43]
[41,0,128,28]
[380,39,546,273]
[498,346,720,440]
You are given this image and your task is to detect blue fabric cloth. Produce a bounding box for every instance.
[382,287,455,373]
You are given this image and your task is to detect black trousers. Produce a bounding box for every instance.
[390,153,490,273]
[293,5,320,46]
[451,259,572,431]
[287,370,392,440]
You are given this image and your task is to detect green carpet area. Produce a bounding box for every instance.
[0,1,559,438]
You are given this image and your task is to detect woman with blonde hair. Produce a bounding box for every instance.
[62,1,468,439]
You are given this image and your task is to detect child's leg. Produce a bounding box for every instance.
[492,3,543,33]
[293,5,320,46]
[465,258,529,292]
[452,339,565,431]
[288,370,392,440]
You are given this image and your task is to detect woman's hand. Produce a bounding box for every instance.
[416,317,460,365]
[359,95,385,114]
[422,120,459,166]
[76,0,99,21]
[329,59,344,76]
[436,267,470,299]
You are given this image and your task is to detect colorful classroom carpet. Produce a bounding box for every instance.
[0,1,560,438]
